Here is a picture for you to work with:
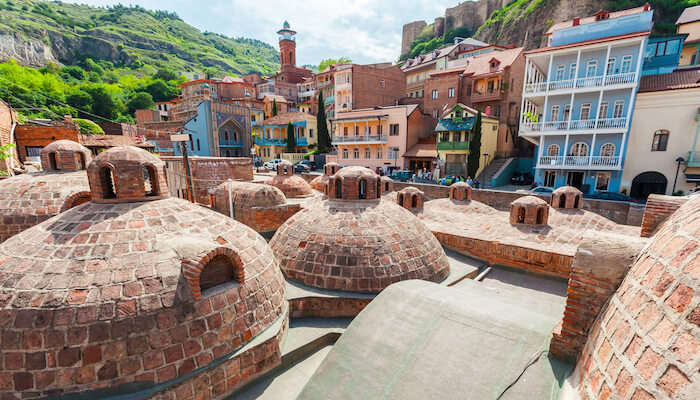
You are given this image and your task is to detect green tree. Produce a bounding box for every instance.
[75,119,104,135]
[66,90,93,112]
[318,57,351,72]
[316,90,331,152]
[61,65,86,81]
[84,86,122,120]
[127,92,154,113]
[286,122,296,152]
[272,99,278,116]
[142,79,179,102]
[467,111,482,179]
[0,144,16,176]
[154,68,180,82]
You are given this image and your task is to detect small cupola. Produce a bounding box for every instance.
[327,166,381,201]
[380,176,393,193]
[87,146,168,203]
[489,57,501,71]
[277,160,294,176]
[397,187,424,211]
[40,140,92,172]
[324,162,340,176]
[510,196,549,225]
[449,182,472,201]
[551,186,583,209]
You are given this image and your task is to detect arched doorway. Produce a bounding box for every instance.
[218,118,245,157]
[630,172,667,200]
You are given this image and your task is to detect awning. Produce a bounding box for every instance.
[403,142,437,159]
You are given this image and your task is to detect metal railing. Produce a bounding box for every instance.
[471,91,504,102]
[525,72,637,94]
[219,139,243,147]
[537,155,620,169]
[331,135,387,143]
[521,117,627,133]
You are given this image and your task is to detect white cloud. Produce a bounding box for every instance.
[64,0,460,66]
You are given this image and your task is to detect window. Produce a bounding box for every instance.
[377,124,382,135]
[550,105,560,121]
[344,126,348,136]
[432,90,438,99]
[379,79,385,88]
[569,63,577,80]
[359,179,367,199]
[199,255,238,295]
[376,149,383,159]
[355,125,359,135]
[487,80,495,92]
[48,152,58,170]
[353,148,359,158]
[580,103,592,120]
[598,102,609,119]
[448,87,455,98]
[586,60,597,77]
[453,131,461,142]
[309,129,314,138]
[596,172,611,191]
[432,110,438,119]
[606,57,616,75]
[335,179,342,198]
[652,129,669,151]
[621,55,633,73]
[365,148,371,159]
[563,104,571,121]
[389,147,399,160]
[544,171,556,187]
[547,144,560,157]
[342,148,349,159]
[665,40,680,56]
[440,132,450,142]
[143,165,158,196]
[390,124,399,136]
[655,42,666,57]
[613,100,624,119]
[570,142,588,156]
[556,65,565,80]
[100,167,116,199]
[600,143,615,157]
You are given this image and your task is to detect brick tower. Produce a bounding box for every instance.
[277,20,297,71]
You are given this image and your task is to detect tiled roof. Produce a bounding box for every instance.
[638,69,700,93]
[677,5,700,25]
[80,134,154,148]
[463,47,523,76]
[547,6,649,34]
[403,142,437,158]
[260,112,314,126]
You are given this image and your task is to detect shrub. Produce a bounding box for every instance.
[75,119,104,135]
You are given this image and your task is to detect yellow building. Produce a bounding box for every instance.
[255,112,317,161]
[677,5,700,69]
[435,104,499,178]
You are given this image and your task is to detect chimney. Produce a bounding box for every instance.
[64,115,73,123]
[573,18,580,26]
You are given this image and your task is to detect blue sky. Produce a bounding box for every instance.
[66,0,459,66]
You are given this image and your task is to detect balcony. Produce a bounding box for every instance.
[688,151,700,168]
[524,72,637,95]
[520,117,627,135]
[332,135,387,145]
[537,155,621,170]
[296,138,308,147]
[471,90,504,103]
[437,141,469,151]
[255,137,286,146]
[219,139,243,148]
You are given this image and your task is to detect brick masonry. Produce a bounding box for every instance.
[162,156,253,204]
[640,195,689,238]
[0,100,18,173]
[574,195,700,400]
[289,297,371,319]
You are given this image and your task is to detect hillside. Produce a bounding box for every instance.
[0,0,280,76]
[402,0,700,59]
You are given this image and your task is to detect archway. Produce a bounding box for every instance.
[630,172,667,200]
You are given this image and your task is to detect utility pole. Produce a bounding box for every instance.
[171,133,195,203]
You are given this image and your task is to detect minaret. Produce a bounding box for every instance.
[277,21,297,71]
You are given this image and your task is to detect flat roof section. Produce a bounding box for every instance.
[298,279,574,400]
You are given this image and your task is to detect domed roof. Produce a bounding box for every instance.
[42,140,88,153]
[283,20,290,29]
[552,185,581,196]
[40,139,92,172]
[269,196,450,293]
[0,197,286,395]
[215,180,286,208]
[575,195,700,399]
[309,174,329,192]
[91,145,161,164]
[512,195,548,206]
[335,166,377,180]
[202,83,210,88]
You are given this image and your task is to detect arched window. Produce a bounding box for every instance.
[199,255,237,296]
[559,195,566,209]
[48,152,58,170]
[411,195,417,208]
[335,178,342,198]
[547,144,560,157]
[101,167,116,199]
[359,179,367,199]
[289,51,293,64]
[397,193,404,205]
[574,194,581,209]
[143,165,158,196]
[537,207,546,224]
[517,207,526,223]
[224,130,229,141]
[600,143,615,157]
[377,180,382,197]
[569,142,588,156]
[77,153,86,169]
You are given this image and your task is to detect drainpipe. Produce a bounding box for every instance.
[8,121,16,175]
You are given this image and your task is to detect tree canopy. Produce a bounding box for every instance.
[318,57,352,72]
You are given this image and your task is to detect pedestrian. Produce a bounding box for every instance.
[474,180,480,189]
[466,176,473,186]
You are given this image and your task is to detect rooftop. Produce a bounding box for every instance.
[638,69,700,93]
[677,4,700,25]
[260,112,315,126]
[546,5,650,34]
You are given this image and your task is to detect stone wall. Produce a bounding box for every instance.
[289,297,371,319]
[162,157,253,204]
[401,21,427,56]
[640,195,689,238]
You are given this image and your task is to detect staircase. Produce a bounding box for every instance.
[476,157,515,188]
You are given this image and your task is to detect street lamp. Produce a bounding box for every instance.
[673,156,685,194]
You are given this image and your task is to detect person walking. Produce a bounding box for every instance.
[466,176,473,186]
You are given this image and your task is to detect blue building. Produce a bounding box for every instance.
[519,5,653,194]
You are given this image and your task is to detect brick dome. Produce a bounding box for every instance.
[510,195,549,225]
[0,197,286,397]
[40,140,92,171]
[269,192,450,293]
[575,195,700,399]
[270,161,312,198]
[397,187,424,210]
[87,146,168,203]
[214,181,286,210]
[449,182,472,201]
[551,185,583,209]
[326,166,383,201]
[380,176,393,193]
[310,163,341,192]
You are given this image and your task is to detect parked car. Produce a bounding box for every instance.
[263,159,289,170]
[584,191,638,203]
[390,170,412,182]
[510,172,534,186]
[530,186,554,194]
[296,160,316,170]
[294,163,310,173]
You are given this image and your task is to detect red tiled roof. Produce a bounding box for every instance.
[638,69,700,93]
[463,47,523,77]
[547,5,649,34]
[260,112,315,126]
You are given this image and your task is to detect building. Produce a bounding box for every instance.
[435,104,499,177]
[401,38,488,98]
[0,99,18,174]
[333,63,406,114]
[274,21,313,85]
[519,5,653,194]
[255,112,317,161]
[677,4,700,69]
[331,105,433,173]
[262,95,289,119]
[642,34,688,76]
[621,69,700,198]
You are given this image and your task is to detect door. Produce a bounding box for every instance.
[567,171,585,189]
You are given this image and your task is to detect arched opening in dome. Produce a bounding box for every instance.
[77,152,86,169]
[100,166,117,199]
[573,194,581,209]
[199,255,240,296]
[397,192,404,205]
[385,181,390,191]
[359,179,367,199]
[376,180,382,196]
[335,178,342,198]
[412,194,418,208]
[143,165,158,196]
[517,207,526,223]
[558,195,566,209]
[536,207,546,224]
[48,152,58,170]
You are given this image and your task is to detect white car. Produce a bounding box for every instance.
[263,159,289,169]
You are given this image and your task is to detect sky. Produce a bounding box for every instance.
[66,0,460,66]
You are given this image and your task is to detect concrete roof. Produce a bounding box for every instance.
[298,279,573,399]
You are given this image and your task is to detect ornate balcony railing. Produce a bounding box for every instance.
[437,141,469,151]
[219,139,243,147]
[537,155,620,169]
[521,117,627,134]
[331,135,387,144]
[525,72,637,94]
